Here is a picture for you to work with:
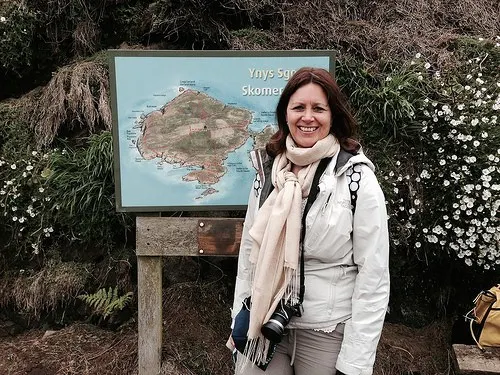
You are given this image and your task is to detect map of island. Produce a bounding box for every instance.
[136,89,253,196]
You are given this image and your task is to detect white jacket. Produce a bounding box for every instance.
[232,149,390,375]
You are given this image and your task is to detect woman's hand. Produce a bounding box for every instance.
[226,334,236,351]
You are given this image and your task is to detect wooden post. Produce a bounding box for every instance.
[138,255,162,375]
[136,216,243,375]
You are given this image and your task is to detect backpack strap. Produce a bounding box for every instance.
[258,158,274,208]
[346,164,362,214]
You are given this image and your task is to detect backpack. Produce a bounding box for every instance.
[465,284,500,350]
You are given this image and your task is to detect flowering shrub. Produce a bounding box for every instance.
[0,1,37,76]
[385,39,500,270]
[0,151,55,255]
[0,132,132,260]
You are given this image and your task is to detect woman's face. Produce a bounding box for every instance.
[285,83,332,148]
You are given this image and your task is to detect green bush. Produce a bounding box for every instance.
[0,148,53,256]
[0,131,132,264]
[44,131,132,248]
[382,39,499,271]
[0,0,38,76]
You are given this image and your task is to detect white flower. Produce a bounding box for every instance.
[409,208,416,214]
[481,132,488,138]
[385,76,392,82]
[10,164,16,170]
[444,180,450,186]
[0,17,6,23]
[433,225,444,234]
[32,151,38,156]
[414,199,421,205]
[424,62,431,69]
[426,234,439,243]
[415,242,421,248]
[26,165,33,171]
[471,118,479,126]
[18,217,26,223]
[420,170,431,179]
[38,187,44,193]
[457,104,465,110]
[415,53,421,59]
[466,156,477,163]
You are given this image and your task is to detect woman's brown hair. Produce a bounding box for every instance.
[266,67,358,157]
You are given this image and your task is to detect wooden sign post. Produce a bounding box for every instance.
[136,216,243,375]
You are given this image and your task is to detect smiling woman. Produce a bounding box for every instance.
[229,67,390,375]
[267,67,358,157]
[285,83,332,148]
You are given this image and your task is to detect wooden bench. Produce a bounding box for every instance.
[453,344,500,374]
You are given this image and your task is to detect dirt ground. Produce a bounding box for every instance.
[0,274,458,375]
[0,320,456,375]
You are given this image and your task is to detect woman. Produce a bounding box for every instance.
[229,67,390,375]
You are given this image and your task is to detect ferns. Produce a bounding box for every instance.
[78,287,133,319]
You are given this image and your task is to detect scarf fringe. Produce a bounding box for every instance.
[235,336,271,374]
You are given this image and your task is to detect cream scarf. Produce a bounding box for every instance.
[243,134,340,365]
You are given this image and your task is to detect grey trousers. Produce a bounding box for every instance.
[236,324,344,375]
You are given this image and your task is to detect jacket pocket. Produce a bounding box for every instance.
[305,204,353,261]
